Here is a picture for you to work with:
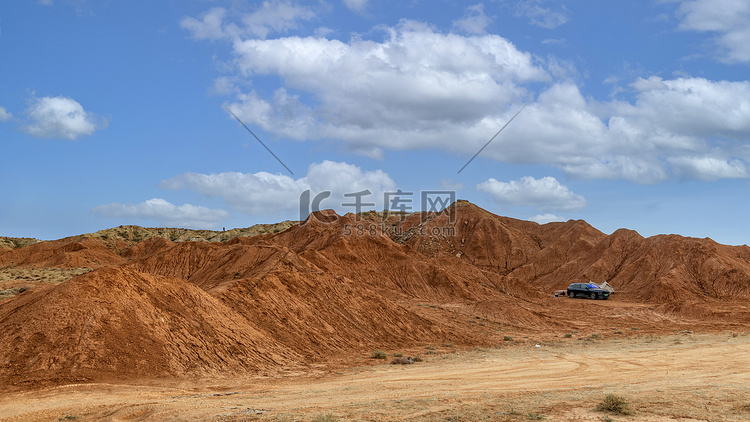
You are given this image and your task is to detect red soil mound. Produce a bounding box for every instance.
[2,202,750,387]
[0,267,301,387]
[120,236,176,260]
[0,236,124,268]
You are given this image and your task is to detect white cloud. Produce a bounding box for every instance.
[530,213,565,224]
[343,0,368,13]
[477,176,587,211]
[515,0,568,29]
[161,171,306,215]
[225,21,548,157]
[453,3,492,35]
[187,8,750,183]
[23,95,106,140]
[668,156,749,180]
[92,198,230,228]
[0,107,12,122]
[161,161,396,217]
[673,0,750,63]
[476,77,750,183]
[242,0,316,39]
[181,1,316,41]
[181,7,234,41]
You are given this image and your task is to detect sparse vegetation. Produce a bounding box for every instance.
[0,267,94,300]
[504,336,513,341]
[596,393,632,415]
[564,333,573,338]
[370,350,387,359]
[527,411,545,420]
[0,236,39,250]
[390,356,415,365]
[312,413,337,422]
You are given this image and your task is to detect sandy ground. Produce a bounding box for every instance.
[0,333,748,421]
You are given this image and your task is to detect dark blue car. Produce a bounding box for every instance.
[567,283,610,300]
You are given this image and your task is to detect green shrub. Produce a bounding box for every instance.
[504,336,513,341]
[564,333,573,338]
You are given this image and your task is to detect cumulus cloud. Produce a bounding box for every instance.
[23,95,106,140]
[672,0,750,63]
[181,7,233,40]
[530,213,565,224]
[186,8,750,183]
[453,3,492,35]
[477,176,587,211]
[161,171,307,215]
[515,0,569,29]
[476,77,750,183]
[161,161,396,216]
[668,156,749,180]
[0,107,12,122]
[225,21,548,157]
[92,198,231,228]
[343,0,368,13]
[181,1,316,40]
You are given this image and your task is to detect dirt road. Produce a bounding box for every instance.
[1,333,748,421]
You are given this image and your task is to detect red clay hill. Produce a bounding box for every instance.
[1,201,749,388]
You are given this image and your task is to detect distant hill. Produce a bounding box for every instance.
[0,237,40,251]
[1,202,749,388]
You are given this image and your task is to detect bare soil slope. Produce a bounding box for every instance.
[0,267,302,387]
[0,202,749,389]
[1,334,748,422]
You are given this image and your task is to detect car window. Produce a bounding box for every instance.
[586,284,598,289]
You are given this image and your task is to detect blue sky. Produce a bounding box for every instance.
[2,0,750,245]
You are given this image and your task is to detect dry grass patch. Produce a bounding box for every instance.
[0,267,94,300]
[370,349,387,359]
[596,393,632,415]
